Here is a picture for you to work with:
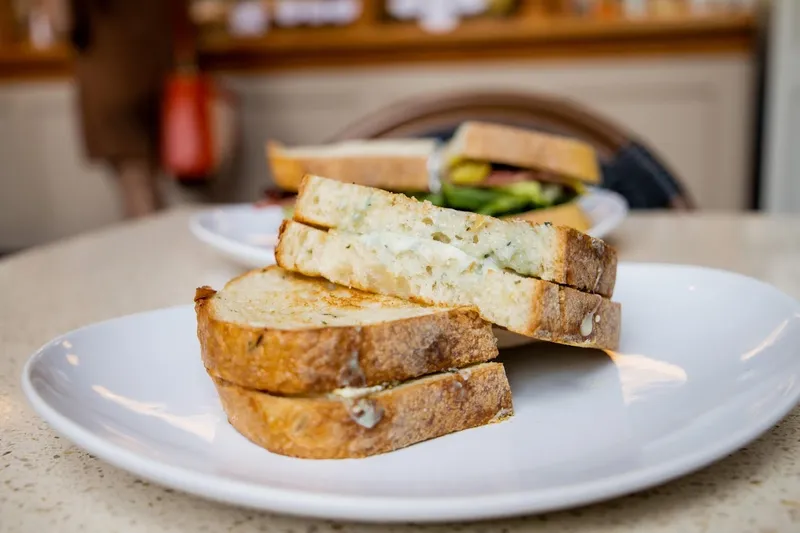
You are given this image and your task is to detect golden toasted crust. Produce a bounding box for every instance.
[511,204,618,297]
[266,141,306,191]
[449,121,601,184]
[194,270,499,394]
[266,140,431,192]
[526,281,620,350]
[211,362,513,459]
[556,224,618,302]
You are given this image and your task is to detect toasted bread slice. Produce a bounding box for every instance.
[275,221,621,350]
[266,139,435,192]
[510,200,592,233]
[195,266,498,394]
[212,362,513,459]
[294,175,615,297]
[443,121,601,184]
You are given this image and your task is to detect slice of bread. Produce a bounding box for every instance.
[294,175,616,297]
[444,121,601,184]
[266,139,436,192]
[275,221,621,350]
[511,200,591,233]
[211,361,513,459]
[195,266,498,394]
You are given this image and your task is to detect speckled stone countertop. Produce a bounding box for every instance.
[1,208,799,532]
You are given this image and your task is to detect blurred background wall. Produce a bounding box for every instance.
[0,0,783,252]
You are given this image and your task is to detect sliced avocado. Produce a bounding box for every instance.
[498,181,567,208]
[477,194,531,216]
[423,191,446,207]
[442,182,501,212]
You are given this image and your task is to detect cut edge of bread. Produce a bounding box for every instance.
[294,174,616,297]
[195,266,499,394]
[445,121,601,184]
[275,220,621,351]
[211,361,513,459]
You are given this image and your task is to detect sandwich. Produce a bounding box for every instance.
[195,266,513,459]
[275,175,621,351]
[428,121,598,230]
[201,168,619,459]
[266,138,438,193]
[264,122,600,232]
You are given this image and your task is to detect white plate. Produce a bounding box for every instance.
[22,263,800,524]
[189,188,629,271]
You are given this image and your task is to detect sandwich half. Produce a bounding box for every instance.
[275,220,621,351]
[195,266,499,394]
[211,362,512,459]
[293,174,616,297]
[423,121,599,222]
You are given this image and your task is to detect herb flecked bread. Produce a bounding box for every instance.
[275,220,621,351]
[211,361,513,459]
[294,175,616,297]
[195,266,499,394]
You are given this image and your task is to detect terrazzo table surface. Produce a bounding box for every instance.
[1,208,799,532]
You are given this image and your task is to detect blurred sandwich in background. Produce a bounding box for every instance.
[265,121,600,232]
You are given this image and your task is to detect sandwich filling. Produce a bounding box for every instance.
[410,157,585,218]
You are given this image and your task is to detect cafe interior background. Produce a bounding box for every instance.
[0,0,794,256]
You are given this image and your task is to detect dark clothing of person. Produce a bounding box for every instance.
[68,0,173,167]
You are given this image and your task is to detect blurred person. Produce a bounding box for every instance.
[58,0,174,218]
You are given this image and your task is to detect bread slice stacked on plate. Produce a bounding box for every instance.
[277,175,621,351]
[195,266,512,459]
[196,174,620,459]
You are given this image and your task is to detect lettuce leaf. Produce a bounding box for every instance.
[406,181,575,217]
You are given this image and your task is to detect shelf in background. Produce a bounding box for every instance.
[0,12,757,82]
[200,12,757,72]
[0,44,72,81]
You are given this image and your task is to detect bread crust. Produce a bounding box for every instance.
[555,223,618,301]
[528,281,621,350]
[511,204,618,297]
[449,121,601,184]
[266,140,431,192]
[194,270,499,394]
[211,362,513,459]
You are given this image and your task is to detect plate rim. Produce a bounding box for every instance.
[189,204,280,267]
[580,187,629,239]
[188,188,630,268]
[20,263,800,524]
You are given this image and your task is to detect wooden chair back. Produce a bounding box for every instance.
[330,90,694,210]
